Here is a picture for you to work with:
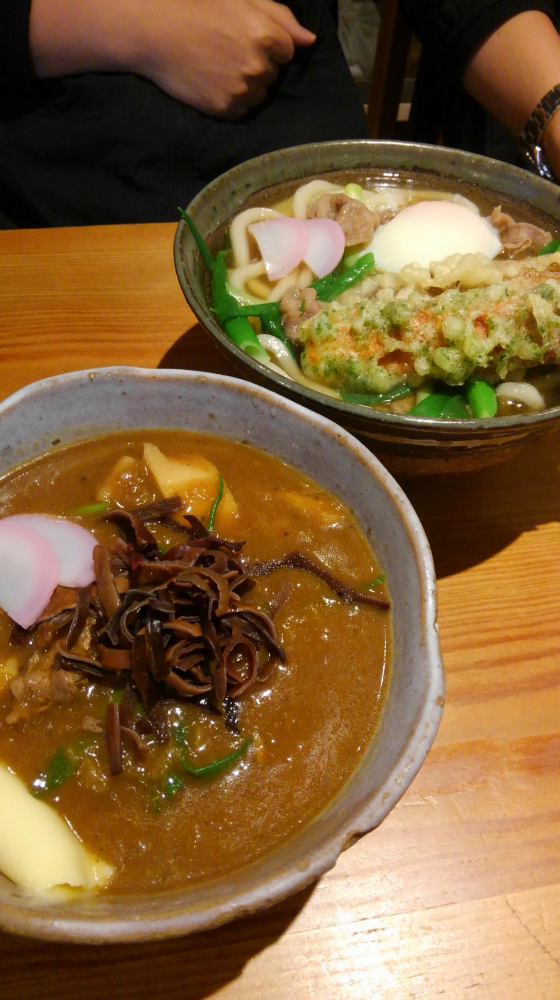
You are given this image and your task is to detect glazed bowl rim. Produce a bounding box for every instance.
[0,366,443,942]
[174,137,560,436]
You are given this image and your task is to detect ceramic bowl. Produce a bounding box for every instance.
[0,367,443,942]
[174,139,560,475]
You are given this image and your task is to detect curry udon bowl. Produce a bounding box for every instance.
[174,139,560,476]
[0,367,442,942]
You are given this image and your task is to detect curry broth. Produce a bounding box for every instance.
[0,431,390,894]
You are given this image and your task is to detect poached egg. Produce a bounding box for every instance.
[365,199,502,273]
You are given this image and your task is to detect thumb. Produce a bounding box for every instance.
[264,2,316,47]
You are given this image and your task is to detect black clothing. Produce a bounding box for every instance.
[0,1,367,228]
[401,0,558,165]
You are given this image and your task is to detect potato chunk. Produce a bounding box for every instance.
[143,443,238,530]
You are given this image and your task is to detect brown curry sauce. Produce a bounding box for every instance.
[0,430,390,894]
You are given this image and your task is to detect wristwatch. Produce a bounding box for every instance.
[518,82,560,182]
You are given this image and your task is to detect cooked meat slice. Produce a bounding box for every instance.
[489,205,551,256]
[309,193,379,245]
[51,668,80,702]
[280,286,323,345]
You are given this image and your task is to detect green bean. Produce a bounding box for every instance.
[212,253,270,364]
[31,734,97,797]
[466,380,498,418]
[72,501,110,516]
[207,474,223,531]
[178,207,215,273]
[537,238,560,256]
[311,253,375,301]
[441,395,470,419]
[340,385,413,406]
[408,394,451,418]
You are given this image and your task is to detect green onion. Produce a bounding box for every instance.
[162,770,185,800]
[72,501,110,516]
[173,720,252,777]
[178,206,215,273]
[362,573,386,590]
[299,298,306,314]
[224,282,262,307]
[311,253,376,301]
[414,383,435,403]
[344,183,363,201]
[225,317,271,362]
[108,687,127,705]
[31,734,97,797]
[212,252,270,364]
[537,238,560,256]
[180,738,252,779]
[153,724,253,807]
[220,300,296,356]
[340,385,413,406]
[466,379,498,418]
[207,474,223,531]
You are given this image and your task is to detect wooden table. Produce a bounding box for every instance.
[1,223,560,1000]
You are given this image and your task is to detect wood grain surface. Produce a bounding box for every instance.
[1,223,559,1000]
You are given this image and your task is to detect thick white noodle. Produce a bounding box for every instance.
[265,265,315,302]
[292,180,343,220]
[257,334,339,397]
[230,207,281,267]
[228,260,266,294]
[257,335,301,380]
[265,269,300,301]
[298,265,314,287]
[360,188,410,213]
[359,187,479,215]
[495,382,545,410]
[418,191,480,214]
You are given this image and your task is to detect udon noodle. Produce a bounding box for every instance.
[218,178,560,419]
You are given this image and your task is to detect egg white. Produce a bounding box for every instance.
[364,200,502,273]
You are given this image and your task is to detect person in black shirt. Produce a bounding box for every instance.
[0,0,367,227]
[402,2,560,179]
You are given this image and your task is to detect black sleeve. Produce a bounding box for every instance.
[401,0,557,76]
[0,0,33,96]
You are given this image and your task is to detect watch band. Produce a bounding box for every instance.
[518,82,560,182]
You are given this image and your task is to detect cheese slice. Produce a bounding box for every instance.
[0,763,112,895]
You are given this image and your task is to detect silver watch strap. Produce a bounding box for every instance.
[518,82,560,181]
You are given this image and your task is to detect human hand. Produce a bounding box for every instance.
[134,0,316,117]
[30,0,315,118]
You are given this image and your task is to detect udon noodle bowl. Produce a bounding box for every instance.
[213,174,560,419]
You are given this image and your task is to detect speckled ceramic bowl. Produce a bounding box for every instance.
[174,139,560,475]
[0,367,443,942]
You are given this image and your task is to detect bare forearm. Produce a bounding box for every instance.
[463,11,560,135]
[29,0,141,77]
